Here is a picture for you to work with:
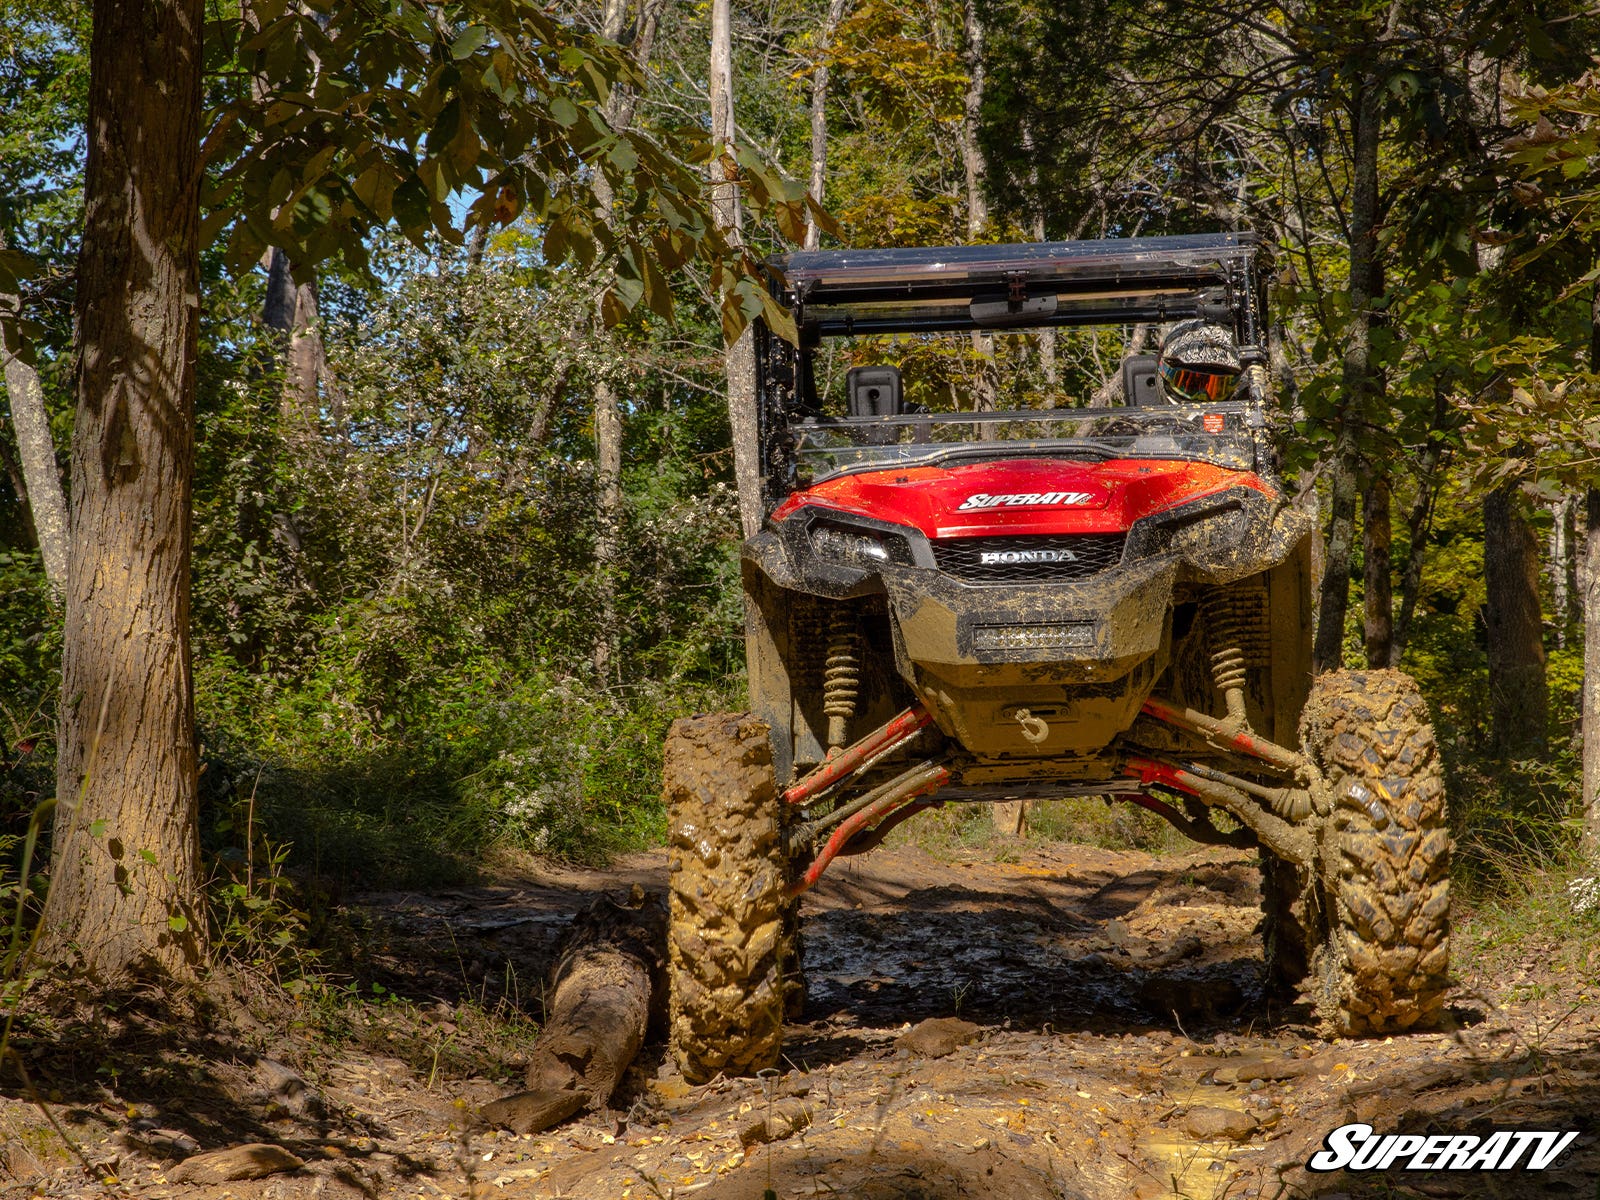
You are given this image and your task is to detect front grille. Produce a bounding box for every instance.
[933,534,1126,583]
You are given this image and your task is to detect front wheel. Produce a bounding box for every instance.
[1299,669,1451,1036]
[665,713,789,1082]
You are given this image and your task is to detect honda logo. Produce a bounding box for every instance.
[977,548,1078,565]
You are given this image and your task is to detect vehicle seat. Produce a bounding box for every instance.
[1121,354,1161,406]
[847,366,902,418]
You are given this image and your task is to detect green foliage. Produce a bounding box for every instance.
[201,0,807,339]
[179,243,744,886]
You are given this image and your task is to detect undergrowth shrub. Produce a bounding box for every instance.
[196,663,739,888]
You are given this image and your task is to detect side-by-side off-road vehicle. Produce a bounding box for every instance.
[663,232,1450,1082]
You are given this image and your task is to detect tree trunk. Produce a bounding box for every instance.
[1362,471,1393,668]
[710,0,761,538]
[1019,122,1057,389]
[959,0,989,238]
[959,0,996,409]
[1391,438,1442,665]
[284,275,329,426]
[481,889,666,1134]
[1314,74,1382,675]
[590,0,665,677]
[1483,483,1548,758]
[1550,494,1573,648]
[592,378,623,678]
[43,0,206,978]
[0,277,70,597]
[589,0,629,679]
[1581,487,1600,858]
[261,247,295,342]
[804,0,850,251]
[1314,446,1358,672]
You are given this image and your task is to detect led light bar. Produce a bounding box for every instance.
[972,622,1095,651]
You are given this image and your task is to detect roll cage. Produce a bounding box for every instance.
[754,232,1274,510]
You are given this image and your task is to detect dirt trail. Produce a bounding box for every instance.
[4,840,1598,1199]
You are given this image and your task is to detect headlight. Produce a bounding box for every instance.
[809,521,912,569]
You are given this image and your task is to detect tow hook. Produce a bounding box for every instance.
[1014,708,1049,745]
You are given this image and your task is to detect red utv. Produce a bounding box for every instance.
[662,233,1450,1082]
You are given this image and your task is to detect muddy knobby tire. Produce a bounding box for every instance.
[1300,669,1451,1037]
[665,713,788,1083]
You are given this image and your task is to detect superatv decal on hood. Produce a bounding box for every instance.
[767,457,1277,539]
[957,491,1096,511]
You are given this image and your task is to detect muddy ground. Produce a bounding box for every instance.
[3,838,1598,1199]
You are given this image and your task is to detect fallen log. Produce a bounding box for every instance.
[481,885,667,1135]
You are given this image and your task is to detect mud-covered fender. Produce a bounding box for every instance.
[1128,486,1311,586]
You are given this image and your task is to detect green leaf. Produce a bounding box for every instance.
[426,98,462,156]
[88,819,107,839]
[549,96,579,128]
[351,163,397,221]
[606,138,638,174]
[167,915,189,933]
[450,24,487,60]
[393,175,431,232]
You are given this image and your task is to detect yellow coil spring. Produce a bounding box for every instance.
[1207,593,1264,695]
[823,610,861,727]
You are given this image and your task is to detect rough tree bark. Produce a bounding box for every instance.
[1363,471,1393,668]
[283,274,328,425]
[804,0,850,252]
[959,0,997,411]
[262,247,295,343]
[42,0,206,978]
[1020,121,1057,389]
[1316,451,1359,672]
[0,236,70,596]
[1550,494,1573,648]
[481,889,666,1134]
[1483,483,1548,758]
[710,0,761,538]
[1314,71,1382,674]
[958,0,989,238]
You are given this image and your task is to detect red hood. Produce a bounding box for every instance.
[771,458,1274,539]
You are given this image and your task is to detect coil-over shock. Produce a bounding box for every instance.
[823,607,861,750]
[1205,591,1268,728]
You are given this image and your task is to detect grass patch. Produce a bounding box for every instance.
[888,795,1195,859]
[1453,839,1600,1004]
[1024,797,1193,854]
